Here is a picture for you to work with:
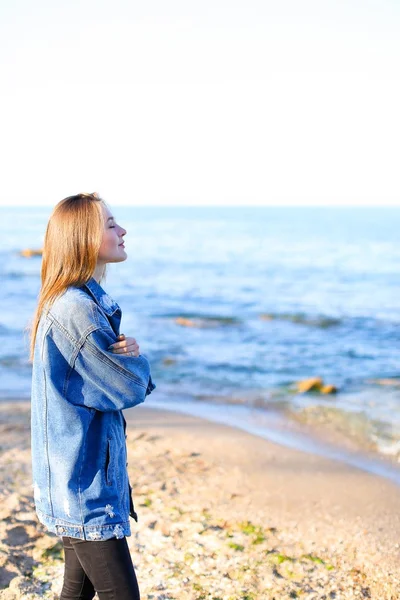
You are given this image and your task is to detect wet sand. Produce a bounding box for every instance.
[1,400,400,599]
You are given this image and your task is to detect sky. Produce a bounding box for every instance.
[1,0,399,207]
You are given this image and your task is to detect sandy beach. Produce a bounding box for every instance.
[1,401,400,599]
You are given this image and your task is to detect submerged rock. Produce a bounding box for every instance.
[259,312,341,328]
[19,249,42,257]
[162,357,177,366]
[175,317,197,327]
[369,378,400,388]
[174,315,238,328]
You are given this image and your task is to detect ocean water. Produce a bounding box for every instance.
[2,205,400,464]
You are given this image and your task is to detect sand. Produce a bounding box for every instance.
[1,400,400,599]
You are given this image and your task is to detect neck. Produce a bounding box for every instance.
[92,263,106,284]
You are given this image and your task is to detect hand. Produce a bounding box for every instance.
[108,333,140,357]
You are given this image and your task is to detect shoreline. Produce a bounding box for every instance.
[4,393,400,486]
[143,396,400,487]
[1,400,400,598]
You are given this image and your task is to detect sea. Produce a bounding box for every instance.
[2,205,400,481]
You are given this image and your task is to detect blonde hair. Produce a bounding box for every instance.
[26,192,108,362]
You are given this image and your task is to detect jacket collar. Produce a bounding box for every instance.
[82,276,121,316]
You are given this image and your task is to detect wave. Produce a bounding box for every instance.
[191,390,400,466]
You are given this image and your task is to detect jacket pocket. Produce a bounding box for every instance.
[105,438,113,486]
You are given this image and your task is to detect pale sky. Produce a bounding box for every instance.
[1,0,399,206]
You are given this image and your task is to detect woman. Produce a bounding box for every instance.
[28,192,156,600]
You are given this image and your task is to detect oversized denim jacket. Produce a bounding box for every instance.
[30,276,156,540]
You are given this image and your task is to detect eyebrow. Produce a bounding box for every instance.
[107,217,115,222]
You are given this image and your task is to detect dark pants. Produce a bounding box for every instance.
[60,536,140,600]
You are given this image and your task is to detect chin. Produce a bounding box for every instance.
[110,253,127,263]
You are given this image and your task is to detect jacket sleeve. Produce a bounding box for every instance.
[72,324,156,412]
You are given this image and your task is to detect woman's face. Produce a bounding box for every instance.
[97,203,127,264]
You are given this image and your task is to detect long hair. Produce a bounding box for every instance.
[26,192,108,363]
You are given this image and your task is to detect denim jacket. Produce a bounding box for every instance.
[30,276,156,540]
